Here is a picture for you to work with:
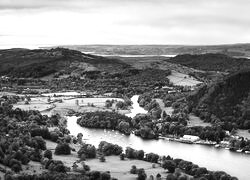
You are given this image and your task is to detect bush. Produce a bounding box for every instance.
[44,150,52,159]
[89,171,101,180]
[55,143,71,155]
[162,160,176,173]
[137,168,147,180]
[50,131,59,142]
[9,159,22,172]
[120,153,125,160]
[64,135,71,143]
[101,172,111,180]
[11,163,22,172]
[145,153,159,163]
[77,143,96,158]
[166,174,177,180]
[98,141,123,156]
[46,160,66,173]
[130,165,137,174]
[30,127,50,139]
[33,136,47,150]
[99,155,106,162]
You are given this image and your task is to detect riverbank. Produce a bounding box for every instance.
[13,93,250,155]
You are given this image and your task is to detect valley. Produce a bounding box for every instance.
[0,47,250,180]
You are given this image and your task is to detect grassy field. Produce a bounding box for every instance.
[13,96,130,116]
[167,71,202,87]
[86,156,167,180]
[236,130,250,139]
[187,114,211,127]
[46,140,168,180]
[155,98,173,116]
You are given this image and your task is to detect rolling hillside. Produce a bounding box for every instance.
[0,48,130,78]
[166,53,250,72]
[188,69,250,130]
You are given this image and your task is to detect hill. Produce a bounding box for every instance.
[56,43,250,57]
[0,48,130,78]
[166,53,250,72]
[188,69,250,131]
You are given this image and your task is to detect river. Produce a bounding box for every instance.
[66,95,250,180]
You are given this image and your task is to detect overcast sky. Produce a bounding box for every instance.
[0,0,250,48]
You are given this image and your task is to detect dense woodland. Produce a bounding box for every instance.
[188,70,250,131]
[167,53,250,72]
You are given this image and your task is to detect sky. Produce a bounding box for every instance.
[0,0,250,48]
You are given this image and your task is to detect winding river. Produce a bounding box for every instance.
[66,95,250,180]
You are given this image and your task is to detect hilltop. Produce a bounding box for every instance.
[0,48,130,78]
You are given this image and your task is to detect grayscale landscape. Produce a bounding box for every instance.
[0,1,250,180]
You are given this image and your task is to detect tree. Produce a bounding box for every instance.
[44,150,52,159]
[120,153,125,160]
[162,111,167,118]
[130,165,137,174]
[55,143,71,155]
[78,144,96,158]
[101,172,111,180]
[162,160,176,173]
[166,174,177,180]
[136,150,144,160]
[77,133,83,144]
[99,155,106,162]
[137,168,147,180]
[156,173,161,180]
[11,163,22,173]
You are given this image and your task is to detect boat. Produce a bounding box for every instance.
[215,144,220,148]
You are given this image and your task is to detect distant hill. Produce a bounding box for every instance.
[0,48,130,78]
[166,53,250,72]
[55,43,250,57]
[188,69,250,130]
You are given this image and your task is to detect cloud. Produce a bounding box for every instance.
[0,0,250,46]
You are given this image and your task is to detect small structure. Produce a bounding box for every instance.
[181,135,200,143]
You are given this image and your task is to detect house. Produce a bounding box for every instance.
[181,135,200,142]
